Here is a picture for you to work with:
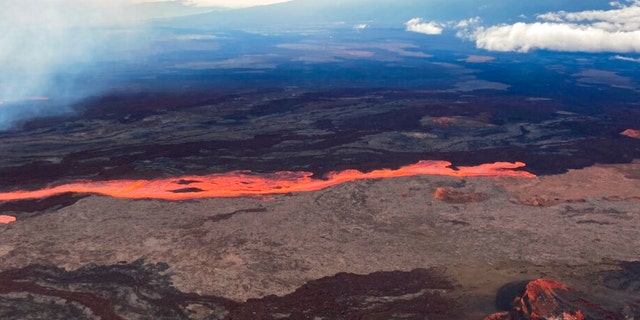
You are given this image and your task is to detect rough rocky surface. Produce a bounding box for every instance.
[1,163,640,318]
[0,260,456,320]
[499,161,640,206]
[1,86,639,318]
[485,261,640,319]
[485,279,627,320]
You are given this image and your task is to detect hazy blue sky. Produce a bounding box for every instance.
[1,0,639,129]
[5,0,637,53]
[133,0,293,8]
[2,0,639,88]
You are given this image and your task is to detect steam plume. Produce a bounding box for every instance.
[0,1,145,129]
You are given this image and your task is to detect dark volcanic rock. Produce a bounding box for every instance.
[599,261,640,318]
[3,87,640,192]
[486,279,626,320]
[0,193,89,219]
[231,268,457,320]
[601,261,640,294]
[0,260,237,320]
[0,261,457,320]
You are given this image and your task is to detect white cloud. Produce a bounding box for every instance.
[454,17,481,40]
[614,55,640,62]
[455,17,481,29]
[474,22,640,53]
[536,2,640,31]
[609,1,625,8]
[353,23,368,31]
[460,1,640,53]
[405,18,443,35]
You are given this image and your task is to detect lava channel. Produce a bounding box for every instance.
[0,215,16,224]
[0,161,534,204]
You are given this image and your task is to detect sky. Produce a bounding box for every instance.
[21,0,638,53]
[4,0,640,52]
[1,0,640,128]
[41,0,294,9]
[159,0,292,7]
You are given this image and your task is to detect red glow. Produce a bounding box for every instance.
[621,129,640,138]
[0,161,534,201]
[485,279,586,320]
[0,215,16,224]
[522,280,584,320]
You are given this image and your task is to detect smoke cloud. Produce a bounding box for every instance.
[0,1,146,130]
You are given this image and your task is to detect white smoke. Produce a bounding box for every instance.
[0,1,146,129]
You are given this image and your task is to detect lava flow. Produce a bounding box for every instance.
[621,129,640,138]
[0,161,534,203]
[484,279,628,320]
[0,215,16,224]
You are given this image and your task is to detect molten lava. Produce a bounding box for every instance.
[432,187,490,204]
[621,129,640,138]
[485,279,626,320]
[0,161,534,202]
[0,215,16,224]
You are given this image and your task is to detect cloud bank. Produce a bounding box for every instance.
[405,18,443,35]
[474,22,640,53]
[460,1,640,53]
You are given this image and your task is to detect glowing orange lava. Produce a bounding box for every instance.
[621,129,640,138]
[0,215,16,224]
[0,161,534,202]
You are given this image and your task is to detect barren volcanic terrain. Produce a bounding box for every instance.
[1,83,639,319]
[2,14,640,318]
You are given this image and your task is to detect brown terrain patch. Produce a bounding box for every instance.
[422,115,491,128]
[432,186,490,203]
[498,160,640,206]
